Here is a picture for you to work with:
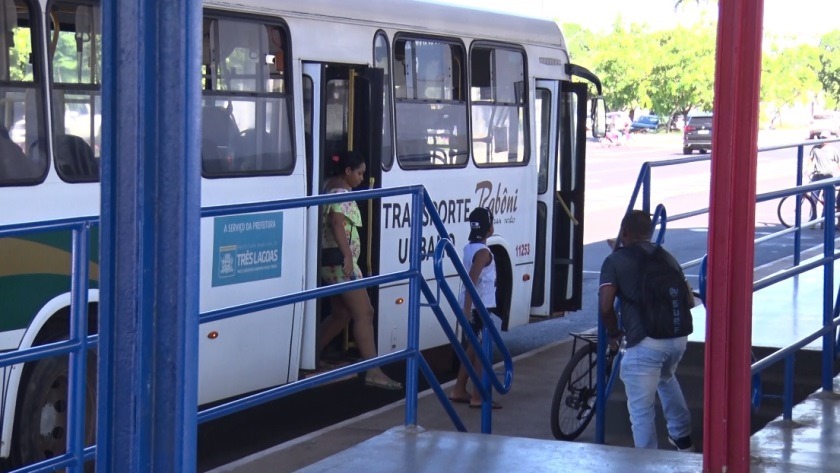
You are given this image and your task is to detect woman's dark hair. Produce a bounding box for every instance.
[327,150,365,177]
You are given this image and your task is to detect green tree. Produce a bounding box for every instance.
[647,24,716,119]
[9,28,33,81]
[818,30,840,108]
[761,42,821,108]
[587,22,657,113]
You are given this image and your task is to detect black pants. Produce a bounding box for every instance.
[460,308,498,347]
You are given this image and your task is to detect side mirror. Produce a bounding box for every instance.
[592,97,606,139]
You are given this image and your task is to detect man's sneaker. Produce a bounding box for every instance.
[668,435,695,452]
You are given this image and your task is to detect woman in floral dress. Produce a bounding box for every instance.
[318,150,401,390]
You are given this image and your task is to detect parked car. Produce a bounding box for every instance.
[683,113,713,154]
[629,115,660,132]
[808,112,840,139]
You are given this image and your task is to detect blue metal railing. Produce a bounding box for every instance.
[196,185,512,435]
[1,184,513,472]
[0,218,98,473]
[626,137,840,269]
[595,138,840,442]
[728,181,837,420]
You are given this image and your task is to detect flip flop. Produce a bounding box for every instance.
[469,401,502,409]
[364,377,403,391]
[447,394,471,404]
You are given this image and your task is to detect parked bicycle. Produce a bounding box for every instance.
[550,331,622,441]
[776,175,839,229]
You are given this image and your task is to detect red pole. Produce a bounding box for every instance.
[703,0,764,472]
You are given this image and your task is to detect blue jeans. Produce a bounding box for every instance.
[619,336,692,449]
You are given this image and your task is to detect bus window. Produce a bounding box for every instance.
[393,36,467,169]
[470,46,527,166]
[0,0,48,185]
[373,31,393,170]
[49,1,102,182]
[201,16,293,177]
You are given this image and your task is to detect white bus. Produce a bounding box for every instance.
[0,0,602,466]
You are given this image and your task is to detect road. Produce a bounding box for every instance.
[505,129,824,351]
[199,129,821,471]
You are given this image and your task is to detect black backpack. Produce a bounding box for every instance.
[626,245,693,339]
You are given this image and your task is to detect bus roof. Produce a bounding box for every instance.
[208,0,566,50]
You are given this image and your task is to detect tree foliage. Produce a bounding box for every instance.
[647,25,715,118]
[818,30,840,108]
[564,18,839,121]
[564,20,715,117]
[762,42,820,108]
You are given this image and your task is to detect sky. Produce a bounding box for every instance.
[434,0,840,41]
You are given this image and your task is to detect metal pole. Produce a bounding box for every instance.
[481,325,492,434]
[67,224,90,472]
[98,0,201,471]
[782,355,794,420]
[794,145,804,266]
[404,189,423,426]
[703,0,764,471]
[823,189,836,391]
[642,164,651,214]
[595,316,607,444]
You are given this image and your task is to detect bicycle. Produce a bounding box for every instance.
[550,331,622,441]
[551,328,762,443]
[776,178,838,228]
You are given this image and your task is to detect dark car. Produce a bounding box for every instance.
[683,113,713,154]
[630,115,660,132]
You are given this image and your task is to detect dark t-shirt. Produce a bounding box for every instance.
[599,241,687,347]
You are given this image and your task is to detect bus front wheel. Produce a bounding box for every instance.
[12,337,96,470]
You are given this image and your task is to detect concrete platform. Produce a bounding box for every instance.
[208,257,840,473]
[295,426,702,473]
[207,339,704,473]
[751,377,840,472]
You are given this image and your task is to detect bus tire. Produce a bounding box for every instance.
[11,331,96,470]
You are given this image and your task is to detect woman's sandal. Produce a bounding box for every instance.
[469,400,502,409]
[447,394,471,404]
[364,376,403,391]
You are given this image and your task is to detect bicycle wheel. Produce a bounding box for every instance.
[550,343,600,441]
[777,194,816,228]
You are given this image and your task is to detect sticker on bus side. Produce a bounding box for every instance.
[212,212,284,287]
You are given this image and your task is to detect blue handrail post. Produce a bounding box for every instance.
[98,0,201,470]
[794,145,804,266]
[642,164,651,215]
[67,224,90,472]
[405,189,424,426]
[783,354,795,420]
[823,186,836,392]
[835,286,840,358]
[481,325,492,434]
[595,311,607,444]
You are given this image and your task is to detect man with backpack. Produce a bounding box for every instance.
[598,210,696,452]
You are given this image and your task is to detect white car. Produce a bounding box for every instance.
[809,112,840,139]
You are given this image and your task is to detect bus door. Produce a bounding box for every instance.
[531,80,587,315]
[300,62,384,370]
